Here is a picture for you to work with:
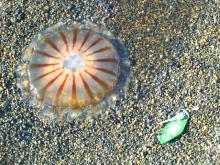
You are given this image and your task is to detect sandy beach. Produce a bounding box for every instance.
[0,0,220,164]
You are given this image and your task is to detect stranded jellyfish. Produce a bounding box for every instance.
[17,20,129,121]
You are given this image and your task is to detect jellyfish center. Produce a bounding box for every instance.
[62,52,86,72]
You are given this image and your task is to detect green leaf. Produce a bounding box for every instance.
[159,118,188,144]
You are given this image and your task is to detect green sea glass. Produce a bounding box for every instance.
[159,112,189,144]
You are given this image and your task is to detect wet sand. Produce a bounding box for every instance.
[0,0,220,164]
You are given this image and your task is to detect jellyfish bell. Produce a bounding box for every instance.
[17,20,130,122]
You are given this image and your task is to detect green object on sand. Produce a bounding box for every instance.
[159,110,189,144]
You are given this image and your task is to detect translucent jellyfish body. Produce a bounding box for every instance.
[17,20,130,121]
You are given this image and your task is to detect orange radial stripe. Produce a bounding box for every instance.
[84,70,110,91]
[44,38,63,55]
[84,47,112,56]
[87,66,116,76]
[85,58,118,63]
[60,32,69,51]
[41,72,63,99]
[84,37,103,52]
[33,68,60,81]
[72,28,78,49]
[78,32,90,51]
[79,73,94,99]
[72,74,78,108]
[56,74,68,106]
[30,63,59,68]
[35,50,61,59]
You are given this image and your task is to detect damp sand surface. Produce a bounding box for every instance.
[0,0,220,164]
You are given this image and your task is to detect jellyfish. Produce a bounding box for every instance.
[17,20,130,121]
